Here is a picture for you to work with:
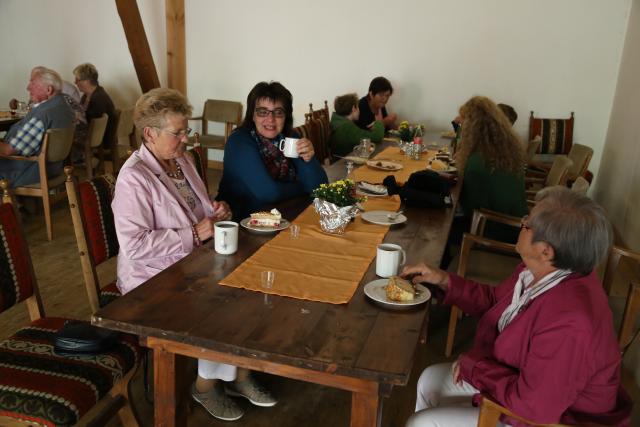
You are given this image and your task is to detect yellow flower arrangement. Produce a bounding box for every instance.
[398,120,425,142]
[312,179,365,207]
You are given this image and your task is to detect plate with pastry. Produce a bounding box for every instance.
[365,159,403,171]
[364,276,431,310]
[426,159,457,173]
[241,209,290,233]
[356,181,388,197]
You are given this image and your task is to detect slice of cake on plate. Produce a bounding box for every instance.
[385,276,415,301]
[249,208,282,227]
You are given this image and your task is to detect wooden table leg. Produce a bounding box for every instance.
[153,346,187,427]
[351,383,380,427]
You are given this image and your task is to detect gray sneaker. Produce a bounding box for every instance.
[226,376,277,407]
[191,382,244,421]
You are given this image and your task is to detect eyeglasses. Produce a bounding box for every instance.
[157,127,192,139]
[520,215,531,231]
[255,107,286,119]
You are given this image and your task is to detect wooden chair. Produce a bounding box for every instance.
[9,125,75,240]
[84,113,108,179]
[525,138,542,166]
[185,132,209,192]
[188,99,243,151]
[571,176,590,195]
[0,179,140,427]
[530,143,593,184]
[476,281,640,427]
[529,111,575,155]
[525,155,573,200]
[65,167,122,313]
[294,101,332,165]
[445,209,522,357]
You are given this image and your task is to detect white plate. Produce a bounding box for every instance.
[440,131,456,139]
[364,279,431,310]
[240,218,290,233]
[361,210,407,226]
[356,182,388,197]
[366,159,403,171]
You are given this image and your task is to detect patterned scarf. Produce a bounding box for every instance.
[252,130,296,182]
[498,268,572,332]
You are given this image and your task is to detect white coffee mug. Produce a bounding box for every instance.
[214,221,238,255]
[376,243,406,278]
[278,137,299,158]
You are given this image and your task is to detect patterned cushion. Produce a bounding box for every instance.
[0,203,34,313]
[187,145,209,192]
[529,112,574,155]
[0,317,140,427]
[99,281,121,308]
[77,175,119,265]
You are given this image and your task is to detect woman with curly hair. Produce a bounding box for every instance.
[452,96,528,245]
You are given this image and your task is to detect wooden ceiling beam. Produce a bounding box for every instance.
[115,0,161,93]
[165,0,187,95]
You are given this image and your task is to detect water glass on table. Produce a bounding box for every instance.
[261,271,276,307]
[345,160,354,178]
[290,224,300,239]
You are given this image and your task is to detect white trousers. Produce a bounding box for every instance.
[198,359,237,382]
[406,362,484,427]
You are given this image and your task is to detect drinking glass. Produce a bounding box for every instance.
[345,160,354,178]
[290,224,300,239]
[261,271,275,307]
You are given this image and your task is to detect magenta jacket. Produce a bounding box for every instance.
[446,264,631,426]
[112,144,214,295]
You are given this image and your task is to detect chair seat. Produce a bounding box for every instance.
[0,316,140,427]
[17,174,67,190]
[450,249,521,286]
[189,134,225,150]
[99,281,122,308]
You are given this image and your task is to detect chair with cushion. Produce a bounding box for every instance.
[0,179,140,427]
[188,99,243,152]
[65,167,121,313]
[9,125,75,241]
[84,113,108,179]
[445,209,523,357]
[529,111,575,155]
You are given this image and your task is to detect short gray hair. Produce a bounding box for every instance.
[133,88,192,135]
[73,63,99,85]
[530,186,611,275]
[33,67,62,93]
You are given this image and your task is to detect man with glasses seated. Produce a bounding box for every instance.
[217,81,328,220]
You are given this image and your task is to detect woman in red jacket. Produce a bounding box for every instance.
[403,187,631,427]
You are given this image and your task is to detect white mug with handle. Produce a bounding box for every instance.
[214,221,238,255]
[278,137,299,158]
[376,243,406,278]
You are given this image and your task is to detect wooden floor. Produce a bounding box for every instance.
[1,168,636,426]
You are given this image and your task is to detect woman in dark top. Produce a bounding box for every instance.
[355,76,398,130]
[73,63,117,149]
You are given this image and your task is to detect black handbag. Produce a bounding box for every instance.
[54,320,119,356]
[383,170,452,208]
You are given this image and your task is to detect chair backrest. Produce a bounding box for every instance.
[87,113,109,149]
[45,125,75,163]
[545,155,573,186]
[202,99,243,136]
[602,246,640,295]
[571,176,590,195]
[567,143,593,180]
[0,180,43,318]
[116,107,138,148]
[187,132,209,192]
[301,101,331,165]
[525,138,541,164]
[529,111,575,155]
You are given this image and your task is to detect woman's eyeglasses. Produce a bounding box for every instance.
[520,215,531,230]
[255,107,286,119]
[157,127,192,139]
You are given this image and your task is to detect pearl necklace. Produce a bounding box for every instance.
[166,160,184,179]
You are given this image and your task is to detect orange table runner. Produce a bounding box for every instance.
[219,195,401,304]
[352,146,436,185]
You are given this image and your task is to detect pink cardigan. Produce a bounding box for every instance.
[112,144,214,295]
[446,264,631,426]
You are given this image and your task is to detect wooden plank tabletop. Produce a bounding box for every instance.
[93,136,459,387]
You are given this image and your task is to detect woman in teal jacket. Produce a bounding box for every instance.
[329,93,384,157]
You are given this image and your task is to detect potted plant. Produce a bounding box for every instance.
[312,180,365,234]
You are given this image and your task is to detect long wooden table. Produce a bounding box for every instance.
[93,138,459,427]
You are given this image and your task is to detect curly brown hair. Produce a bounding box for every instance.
[455,96,525,175]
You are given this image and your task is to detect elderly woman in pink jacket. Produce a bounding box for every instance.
[402,187,631,427]
[113,88,275,422]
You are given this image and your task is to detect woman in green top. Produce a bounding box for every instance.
[329,93,384,158]
[454,96,528,244]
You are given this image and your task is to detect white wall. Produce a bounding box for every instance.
[594,0,640,251]
[0,0,632,178]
